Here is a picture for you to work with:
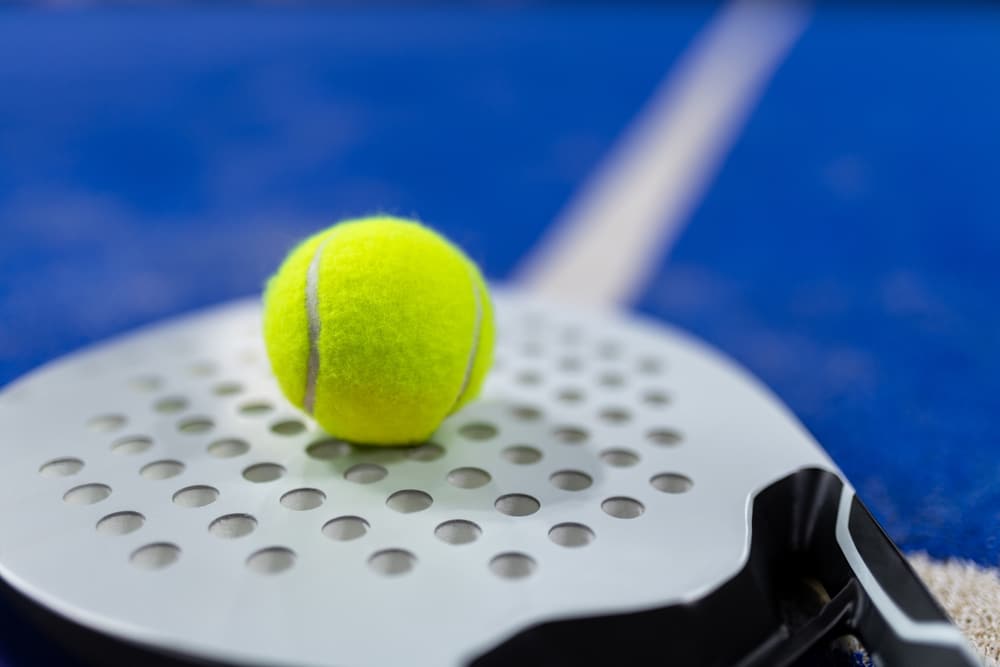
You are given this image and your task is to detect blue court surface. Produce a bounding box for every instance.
[0,5,998,665]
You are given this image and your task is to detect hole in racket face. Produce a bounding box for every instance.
[647,429,683,446]
[447,467,491,489]
[239,401,273,416]
[280,488,326,511]
[212,381,243,396]
[322,516,368,542]
[386,490,433,514]
[271,419,306,436]
[368,549,415,576]
[548,523,594,548]
[406,442,444,461]
[63,484,111,505]
[307,439,351,460]
[601,497,644,519]
[140,460,184,480]
[172,485,218,508]
[178,416,214,434]
[549,470,592,491]
[39,458,84,477]
[495,494,540,516]
[344,463,387,484]
[599,448,639,467]
[651,473,693,494]
[97,512,145,536]
[209,514,257,539]
[130,543,180,571]
[154,397,187,414]
[111,436,152,455]
[243,463,285,483]
[459,422,497,440]
[435,520,482,545]
[87,414,127,433]
[208,438,249,458]
[489,553,536,580]
[502,445,542,464]
[246,547,295,575]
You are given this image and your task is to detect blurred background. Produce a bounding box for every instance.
[0,1,998,664]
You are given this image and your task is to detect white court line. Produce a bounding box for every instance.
[514,0,811,308]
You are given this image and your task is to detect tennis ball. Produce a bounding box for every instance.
[262,216,494,445]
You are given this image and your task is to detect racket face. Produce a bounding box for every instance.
[0,290,844,666]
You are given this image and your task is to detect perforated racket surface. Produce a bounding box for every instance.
[0,291,978,666]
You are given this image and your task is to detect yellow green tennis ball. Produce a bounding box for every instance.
[262,216,494,445]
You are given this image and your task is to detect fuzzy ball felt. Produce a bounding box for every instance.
[263,216,494,445]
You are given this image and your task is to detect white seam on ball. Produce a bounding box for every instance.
[303,237,330,415]
[451,266,483,413]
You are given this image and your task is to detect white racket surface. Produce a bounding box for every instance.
[0,289,837,666]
